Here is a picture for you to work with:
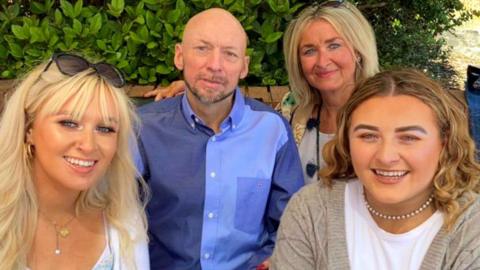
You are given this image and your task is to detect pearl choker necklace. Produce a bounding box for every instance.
[364,193,434,220]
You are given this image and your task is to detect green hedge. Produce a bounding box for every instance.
[0,0,476,86]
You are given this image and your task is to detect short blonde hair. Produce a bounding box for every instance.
[321,69,480,231]
[0,59,148,269]
[284,2,379,108]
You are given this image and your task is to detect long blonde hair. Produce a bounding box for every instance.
[0,60,148,269]
[321,69,480,231]
[283,1,379,108]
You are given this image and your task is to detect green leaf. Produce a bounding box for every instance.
[57,42,68,51]
[8,42,23,58]
[147,42,158,49]
[125,6,135,17]
[54,9,63,25]
[31,2,46,14]
[40,19,52,39]
[265,31,282,43]
[150,30,161,38]
[129,32,144,44]
[289,3,304,14]
[266,0,289,13]
[73,19,82,34]
[167,9,181,24]
[135,1,145,15]
[117,59,129,68]
[138,66,148,78]
[63,27,77,37]
[112,33,123,50]
[23,17,36,27]
[97,40,107,50]
[60,0,75,18]
[70,41,79,50]
[45,0,55,12]
[30,27,45,43]
[138,25,149,42]
[11,25,29,40]
[48,34,60,47]
[156,64,171,74]
[176,0,186,10]
[25,48,43,57]
[111,0,125,12]
[89,13,102,34]
[145,11,156,29]
[74,0,83,18]
[81,6,97,18]
[1,70,13,78]
[107,0,124,18]
[164,23,174,37]
[122,21,133,33]
[229,1,245,13]
[134,15,145,25]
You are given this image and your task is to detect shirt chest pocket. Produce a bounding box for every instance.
[234,177,270,234]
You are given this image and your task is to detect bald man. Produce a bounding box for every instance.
[136,8,303,269]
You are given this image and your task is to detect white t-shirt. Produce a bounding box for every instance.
[345,180,443,270]
[298,127,334,185]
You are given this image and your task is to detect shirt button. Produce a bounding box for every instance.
[190,123,195,128]
[195,117,200,122]
[232,124,236,129]
[204,253,211,259]
[207,212,214,219]
[211,136,216,142]
[210,172,216,178]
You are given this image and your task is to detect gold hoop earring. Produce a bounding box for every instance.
[25,143,34,159]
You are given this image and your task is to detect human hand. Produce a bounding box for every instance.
[143,80,186,101]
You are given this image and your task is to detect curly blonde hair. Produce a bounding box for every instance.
[283,1,379,108]
[321,69,480,231]
[0,60,148,269]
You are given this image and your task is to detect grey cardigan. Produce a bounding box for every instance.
[271,180,480,270]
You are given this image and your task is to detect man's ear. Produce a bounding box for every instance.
[174,43,184,71]
[240,55,250,79]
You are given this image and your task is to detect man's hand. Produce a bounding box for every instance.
[143,80,186,101]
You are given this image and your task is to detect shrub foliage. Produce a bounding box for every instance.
[0,0,476,86]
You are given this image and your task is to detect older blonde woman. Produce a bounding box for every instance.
[271,69,480,269]
[278,0,380,184]
[0,53,149,269]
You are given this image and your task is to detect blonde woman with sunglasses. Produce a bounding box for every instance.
[0,53,149,269]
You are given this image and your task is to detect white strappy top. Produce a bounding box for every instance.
[27,213,149,270]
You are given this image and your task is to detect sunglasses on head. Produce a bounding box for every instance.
[44,53,126,88]
[315,0,345,9]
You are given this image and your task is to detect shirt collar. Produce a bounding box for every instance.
[181,87,245,131]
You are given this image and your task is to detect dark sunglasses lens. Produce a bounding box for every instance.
[95,63,125,88]
[56,54,90,76]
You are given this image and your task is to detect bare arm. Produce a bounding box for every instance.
[143,80,186,101]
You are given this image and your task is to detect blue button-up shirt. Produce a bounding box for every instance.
[136,88,304,270]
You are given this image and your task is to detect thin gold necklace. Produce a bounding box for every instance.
[38,210,76,255]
